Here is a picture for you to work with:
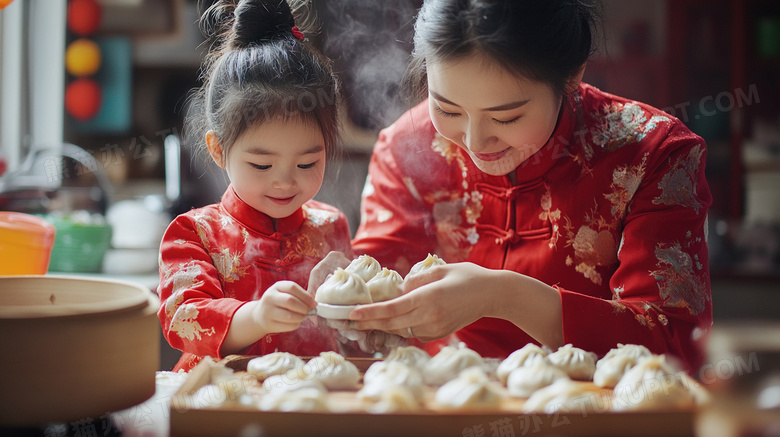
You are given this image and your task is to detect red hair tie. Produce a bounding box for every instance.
[291,26,304,41]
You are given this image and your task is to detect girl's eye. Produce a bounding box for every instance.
[434,105,459,118]
[493,116,521,126]
[298,161,318,170]
[250,163,271,170]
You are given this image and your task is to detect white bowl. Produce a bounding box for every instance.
[102,247,159,275]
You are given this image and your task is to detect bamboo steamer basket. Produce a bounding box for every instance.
[0,276,160,427]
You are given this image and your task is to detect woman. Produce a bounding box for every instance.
[339,0,712,372]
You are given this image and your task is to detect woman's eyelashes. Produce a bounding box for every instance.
[434,105,459,118]
[435,104,521,125]
[493,116,520,126]
[250,163,271,170]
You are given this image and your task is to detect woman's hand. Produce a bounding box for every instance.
[307,251,351,296]
[346,262,564,349]
[221,280,316,355]
[346,262,500,342]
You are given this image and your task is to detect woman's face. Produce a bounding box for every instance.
[222,118,326,219]
[427,53,563,176]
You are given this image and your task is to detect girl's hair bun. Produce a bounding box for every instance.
[232,0,297,47]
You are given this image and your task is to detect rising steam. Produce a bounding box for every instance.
[316,0,421,131]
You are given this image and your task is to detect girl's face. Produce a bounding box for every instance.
[219,118,326,219]
[427,53,563,177]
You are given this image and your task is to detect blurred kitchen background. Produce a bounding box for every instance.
[1,0,779,369]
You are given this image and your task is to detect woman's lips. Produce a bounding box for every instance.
[473,149,509,162]
[268,195,295,205]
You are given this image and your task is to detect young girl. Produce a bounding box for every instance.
[156,0,352,372]
[344,0,713,373]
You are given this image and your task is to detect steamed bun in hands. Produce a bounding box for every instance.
[345,254,382,283]
[406,253,446,278]
[366,268,404,302]
[315,268,372,305]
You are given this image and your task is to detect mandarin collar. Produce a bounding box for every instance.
[220,186,305,235]
[461,89,579,188]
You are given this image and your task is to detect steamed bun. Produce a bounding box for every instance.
[366,268,404,302]
[496,343,548,385]
[346,254,382,283]
[423,344,484,386]
[547,344,598,381]
[315,268,372,305]
[406,253,446,278]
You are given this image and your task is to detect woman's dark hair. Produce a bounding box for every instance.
[185,0,340,160]
[403,0,602,102]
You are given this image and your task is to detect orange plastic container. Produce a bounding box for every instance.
[0,212,56,275]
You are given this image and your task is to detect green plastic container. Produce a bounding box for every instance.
[43,214,112,273]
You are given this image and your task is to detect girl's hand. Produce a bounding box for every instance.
[254,280,317,335]
[346,262,500,341]
[307,251,352,296]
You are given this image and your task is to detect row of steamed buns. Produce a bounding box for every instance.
[188,342,708,414]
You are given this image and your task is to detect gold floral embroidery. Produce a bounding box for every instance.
[429,191,480,262]
[592,103,670,152]
[362,173,374,197]
[635,313,656,329]
[284,228,320,261]
[210,247,248,282]
[649,242,709,316]
[219,213,233,228]
[562,210,618,285]
[427,134,483,261]
[304,205,339,226]
[170,303,216,341]
[376,208,393,223]
[163,262,205,317]
[463,191,483,225]
[608,299,626,313]
[192,213,215,251]
[539,184,562,249]
[605,154,647,219]
[402,177,423,202]
[652,144,705,214]
[431,132,460,164]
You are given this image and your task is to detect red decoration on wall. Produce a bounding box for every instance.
[65,78,102,121]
